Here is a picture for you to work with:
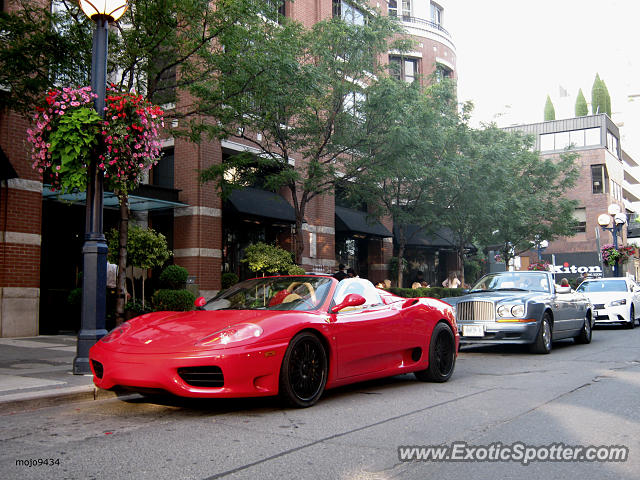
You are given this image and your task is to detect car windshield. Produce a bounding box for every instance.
[577,280,628,293]
[471,272,550,293]
[202,276,334,311]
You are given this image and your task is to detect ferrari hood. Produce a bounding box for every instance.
[111,310,289,353]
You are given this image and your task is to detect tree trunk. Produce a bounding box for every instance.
[457,247,465,285]
[115,194,129,326]
[397,242,405,288]
[295,216,304,265]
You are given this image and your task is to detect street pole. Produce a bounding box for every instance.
[72,14,110,374]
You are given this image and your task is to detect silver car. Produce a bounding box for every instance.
[443,271,594,354]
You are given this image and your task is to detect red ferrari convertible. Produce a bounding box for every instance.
[90,275,458,407]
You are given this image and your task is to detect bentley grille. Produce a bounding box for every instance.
[457,301,496,321]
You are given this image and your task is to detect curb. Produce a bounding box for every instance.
[0,385,139,415]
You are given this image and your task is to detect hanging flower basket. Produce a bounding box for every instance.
[601,244,636,267]
[28,85,164,194]
[528,261,550,271]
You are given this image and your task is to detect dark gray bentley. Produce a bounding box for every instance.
[443,271,593,354]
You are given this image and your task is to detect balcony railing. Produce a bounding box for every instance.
[397,16,451,37]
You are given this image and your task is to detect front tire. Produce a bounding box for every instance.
[530,313,552,354]
[575,313,592,344]
[626,306,636,329]
[415,322,456,382]
[279,332,327,408]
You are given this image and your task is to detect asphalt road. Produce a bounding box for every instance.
[1,326,639,480]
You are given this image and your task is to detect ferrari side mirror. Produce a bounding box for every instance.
[331,293,366,313]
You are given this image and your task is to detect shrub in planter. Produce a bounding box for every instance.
[152,289,195,312]
[387,287,465,299]
[221,272,239,290]
[287,265,306,275]
[159,265,189,290]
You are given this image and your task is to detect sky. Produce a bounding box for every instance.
[445,0,640,155]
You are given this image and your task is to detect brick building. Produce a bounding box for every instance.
[504,114,640,280]
[0,0,457,336]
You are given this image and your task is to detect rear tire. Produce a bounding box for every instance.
[575,313,592,344]
[530,313,552,354]
[415,322,456,382]
[279,332,327,408]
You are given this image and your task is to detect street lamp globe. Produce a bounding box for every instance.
[598,213,612,227]
[614,212,627,225]
[79,0,128,21]
[608,204,621,216]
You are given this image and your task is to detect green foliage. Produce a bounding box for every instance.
[287,265,306,275]
[575,89,588,116]
[591,73,610,116]
[242,242,296,275]
[152,289,195,312]
[221,272,239,290]
[198,6,408,262]
[544,95,555,121]
[67,287,82,306]
[125,300,151,316]
[159,265,189,290]
[107,224,171,268]
[388,287,465,299]
[44,106,102,193]
[0,2,92,112]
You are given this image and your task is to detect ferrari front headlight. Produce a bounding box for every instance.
[196,323,263,346]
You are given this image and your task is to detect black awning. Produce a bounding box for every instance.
[226,187,296,223]
[335,206,392,238]
[396,225,456,248]
[0,146,18,180]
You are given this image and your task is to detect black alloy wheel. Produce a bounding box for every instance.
[415,322,456,382]
[279,332,328,408]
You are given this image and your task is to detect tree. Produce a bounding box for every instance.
[602,79,612,117]
[591,73,608,116]
[345,78,465,287]
[544,95,555,120]
[575,88,588,116]
[107,224,171,313]
[199,6,410,263]
[474,129,580,267]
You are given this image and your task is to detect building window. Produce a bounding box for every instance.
[435,64,452,81]
[344,90,366,119]
[268,0,286,17]
[591,164,608,194]
[573,207,586,233]
[607,130,619,158]
[333,0,365,25]
[430,2,443,26]
[389,56,418,83]
[152,148,174,188]
[388,0,411,18]
[611,180,623,202]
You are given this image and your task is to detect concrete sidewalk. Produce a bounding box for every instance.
[0,335,124,414]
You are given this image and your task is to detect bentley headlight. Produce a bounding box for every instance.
[609,298,627,307]
[497,304,526,318]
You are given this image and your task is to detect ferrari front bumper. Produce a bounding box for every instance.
[89,341,289,398]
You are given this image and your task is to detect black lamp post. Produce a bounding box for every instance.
[73,0,129,375]
[598,205,627,278]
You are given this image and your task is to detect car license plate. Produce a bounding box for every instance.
[462,325,484,337]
